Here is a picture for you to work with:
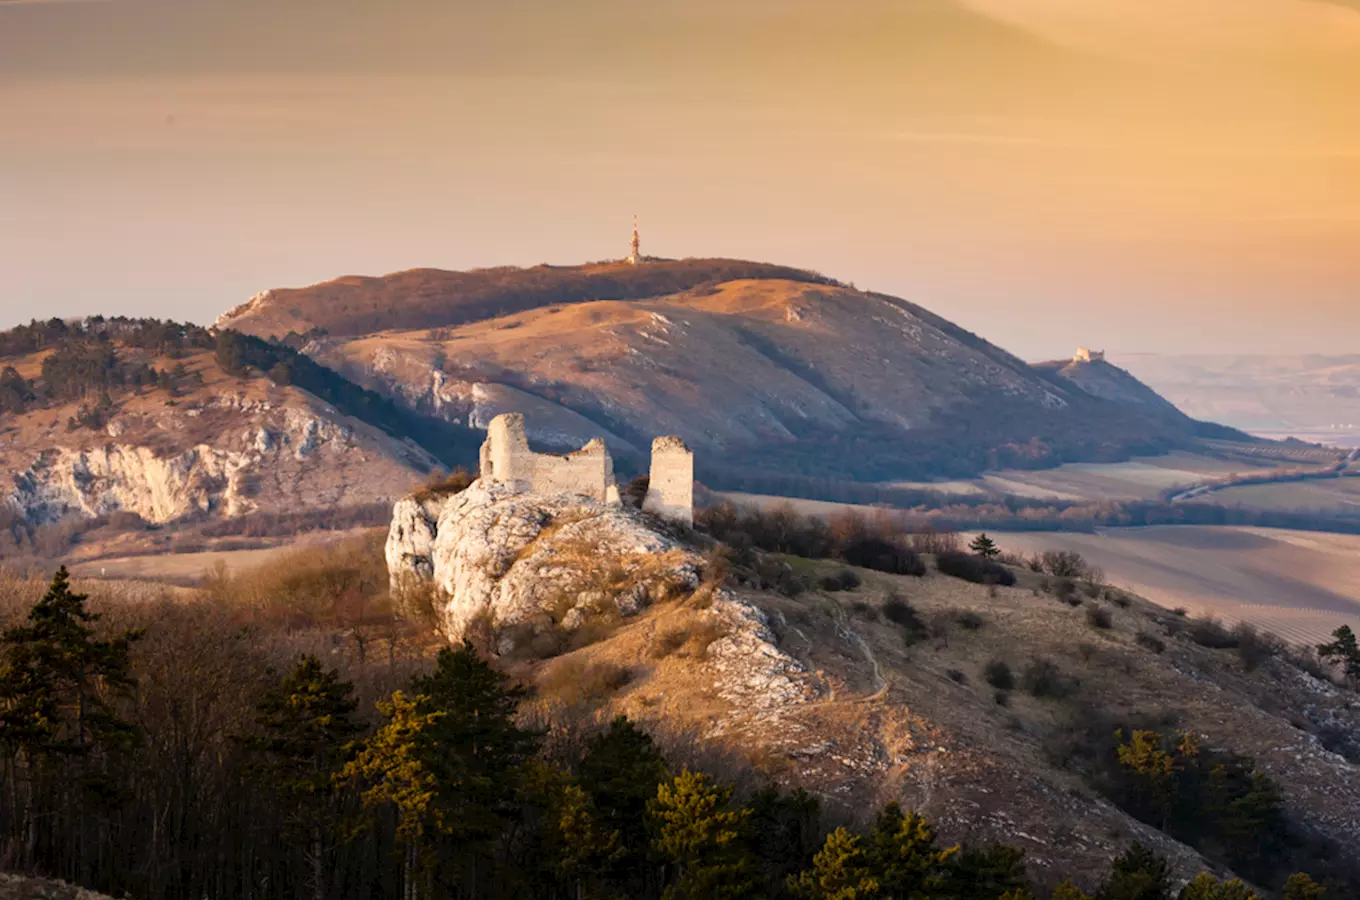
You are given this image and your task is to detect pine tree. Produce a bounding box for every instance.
[1096,843,1173,900]
[789,828,881,900]
[244,655,362,900]
[1317,626,1360,685]
[0,567,141,882]
[970,534,1000,559]
[867,803,958,899]
[1282,873,1325,900]
[577,715,670,894]
[343,642,537,897]
[1177,873,1262,900]
[947,843,1030,899]
[651,770,758,900]
[1052,882,1094,900]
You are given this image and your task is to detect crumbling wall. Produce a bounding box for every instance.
[480,413,616,503]
[643,436,694,527]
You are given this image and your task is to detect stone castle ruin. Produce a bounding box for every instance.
[1073,347,1106,363]
[478,413,694,526]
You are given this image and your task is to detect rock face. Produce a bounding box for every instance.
[387,481,700,646]
[385,480,816,713]
[2,386,435,526]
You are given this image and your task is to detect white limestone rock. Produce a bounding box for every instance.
[387,481,698,648]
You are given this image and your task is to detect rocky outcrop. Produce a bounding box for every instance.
[2,390,435,526]
[387,481,699,645]
[385,480,817,708]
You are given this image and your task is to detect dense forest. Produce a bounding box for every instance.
[0,563,1347,900]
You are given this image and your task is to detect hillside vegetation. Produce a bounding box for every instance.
[1,516,1355,899]
[215,258,837,339]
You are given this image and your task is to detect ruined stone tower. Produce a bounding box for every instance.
[642,436,694,527]
[477,413,694,525]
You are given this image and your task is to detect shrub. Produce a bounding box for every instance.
[883,595,928,645]
[1050,577,1081,606]
[908,528,960,555]
[819,569,862,592]
[538,658,634,706]
[1022,658,1075,699]
[1135,632,1166,654]
[1039,550,1088,578]
[843,537,926,577]
[984,660,1015,691]
[412,467,474,502]
[1233,622,1284,671]
[936,551,1015,587]
[955,610,985,631]
[1085,605,1113,630]
[946,668,967,684]
[1188,617,1239,650]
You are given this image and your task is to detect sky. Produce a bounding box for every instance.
[1,0,1358,359]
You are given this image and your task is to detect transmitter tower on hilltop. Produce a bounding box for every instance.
[627,215,641,265]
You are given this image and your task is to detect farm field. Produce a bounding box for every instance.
[987,527,1360,647]
[882,450,1309,503]
[1203,476,1360,515]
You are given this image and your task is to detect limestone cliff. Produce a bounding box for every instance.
[385,480,815,708]
[2,378,435,527]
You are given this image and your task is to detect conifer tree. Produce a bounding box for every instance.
[1096,843,1173,900]
[1176,873,1261,900]
[1317,626,1360,685]
[789,827,880,900]
[0,567,140,883]
[651,770,758,900]
[245,655,362,900]
[344,642,537,897]
[577,716,670,894]
[867,802,958,899]
[1282,873,1325,900]
[970,534,1001,559]
[947,843,1031,899]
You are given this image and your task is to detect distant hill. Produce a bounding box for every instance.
[224,260,1245,485]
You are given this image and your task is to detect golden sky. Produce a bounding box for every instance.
[2,0,1358,356]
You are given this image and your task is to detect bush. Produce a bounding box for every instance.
[946,668,967,684]
[1051,577,1081,606]
[538,658,634,706]
[984,660,1015,691]
[413,467,475,502]
[1086,605,1113,630]
[1188,617,1239,650]
[883,595,928,645]
[935,551,1016,587]
[819,569,861,592]
[1135,632,1166,654]
[955,610,985,631]
[1022,658,1076,699]
[1233,622,1284,671]
[843,537,926,577]
[1039,550,1088,578]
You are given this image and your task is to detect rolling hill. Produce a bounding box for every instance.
[223,260,1241,485]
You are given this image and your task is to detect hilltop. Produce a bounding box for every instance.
[223,260,1238,486]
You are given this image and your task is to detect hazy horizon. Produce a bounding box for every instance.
[3,0,1358,359]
